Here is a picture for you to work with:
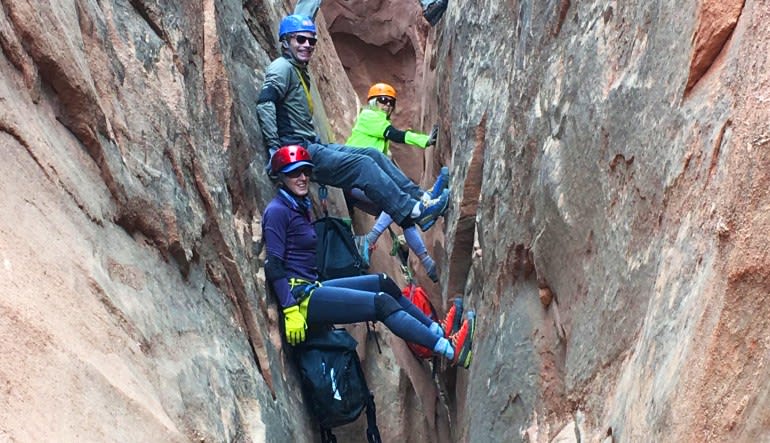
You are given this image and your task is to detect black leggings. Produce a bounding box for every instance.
[305,274,440,349]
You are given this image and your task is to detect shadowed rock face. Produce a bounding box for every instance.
[0,1,354,441]
[425,0,770,442]
[3,0,770,442]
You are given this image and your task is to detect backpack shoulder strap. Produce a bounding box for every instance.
[364,392,381,443]
[347,345,381,443]
[320,426,337,443]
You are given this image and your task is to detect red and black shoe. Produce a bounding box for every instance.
[440,297,463,337]
[450,310,476,369]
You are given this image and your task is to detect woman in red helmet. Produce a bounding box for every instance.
[262,145,474,369]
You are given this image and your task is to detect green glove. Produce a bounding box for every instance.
[405,130,430,148]
[283,305,307,345]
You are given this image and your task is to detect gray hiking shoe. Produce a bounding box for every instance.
[416,188,450,231]
[426,261,438,283]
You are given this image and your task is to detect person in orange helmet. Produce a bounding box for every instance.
[344,83,448,283]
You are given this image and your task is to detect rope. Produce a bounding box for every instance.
[293,66,314,115]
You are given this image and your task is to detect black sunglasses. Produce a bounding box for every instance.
[376,96,396,107]
[293,35,317,46]
[285,167,312,178]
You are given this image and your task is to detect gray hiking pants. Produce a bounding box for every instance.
[307,143,422,225]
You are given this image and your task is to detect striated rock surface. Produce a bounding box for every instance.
[0,0,354,441]
[428,0,770,441]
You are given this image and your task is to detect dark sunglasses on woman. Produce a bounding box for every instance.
[285,167,312,178]
[376,96,396,107]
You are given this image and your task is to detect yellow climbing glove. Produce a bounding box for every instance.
[283,305,307,345]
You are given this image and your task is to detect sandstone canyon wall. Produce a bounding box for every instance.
[0,0,353,441]
[426,0,770,441]
[2,0,770,442]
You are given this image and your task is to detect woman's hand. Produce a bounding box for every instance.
[283,305,307,345]
[427,124,439,146]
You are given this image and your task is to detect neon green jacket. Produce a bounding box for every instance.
[345,107,430,156]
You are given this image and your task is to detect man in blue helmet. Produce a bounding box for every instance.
[256,15,449,231]
[293,0,449,26]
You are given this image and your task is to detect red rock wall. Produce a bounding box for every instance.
[423,0,770,441]
[0,0,352,441]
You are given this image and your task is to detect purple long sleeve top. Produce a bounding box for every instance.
[262,190,318,308]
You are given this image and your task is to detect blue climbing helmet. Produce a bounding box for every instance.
[278,15,316,41]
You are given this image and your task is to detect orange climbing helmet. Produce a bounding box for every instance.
[367,83,397,101]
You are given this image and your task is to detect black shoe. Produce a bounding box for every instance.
[422,0,448,26]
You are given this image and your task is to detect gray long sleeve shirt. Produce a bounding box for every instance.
[256,55,317,152]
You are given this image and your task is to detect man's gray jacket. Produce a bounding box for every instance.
[257,55,317,152]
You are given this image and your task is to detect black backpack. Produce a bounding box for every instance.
[314,216,368,280]
[295,329,381,443]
